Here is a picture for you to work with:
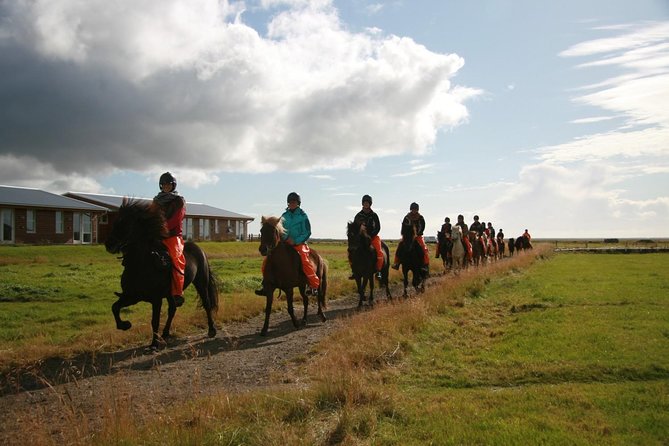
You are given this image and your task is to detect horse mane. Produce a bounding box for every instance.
[261,215,286,237]
[120,197,169,240]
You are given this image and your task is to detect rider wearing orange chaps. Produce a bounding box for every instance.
[294,243,320,289]
[164,235,185,297]
[371,235,384,271]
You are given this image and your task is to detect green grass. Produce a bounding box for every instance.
[4,245,668,445]
[378,253,669,445]
[0,241,392,365]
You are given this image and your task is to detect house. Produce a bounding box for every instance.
[0,185,109,244]
[63,192,254,242]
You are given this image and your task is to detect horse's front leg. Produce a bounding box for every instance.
[355,277,364,307]
[402,267,409,298]
[260,289,274,336]
[112,292,132,331]
[150,298,165,349]
[161,297,178,341]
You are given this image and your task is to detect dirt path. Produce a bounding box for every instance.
[0,277,431,444]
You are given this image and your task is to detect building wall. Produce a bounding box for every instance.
[10,208,100,244]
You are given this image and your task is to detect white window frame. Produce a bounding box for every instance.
[55,211,64,234]
[26,209,36,233]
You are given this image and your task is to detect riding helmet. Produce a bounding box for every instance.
[159,172,177,189]
[444,217,450,223]
[362,194,372,205]
[287,191,301,205]
[410,202,419,211]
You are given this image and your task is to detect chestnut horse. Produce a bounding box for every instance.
[257,216,327,336]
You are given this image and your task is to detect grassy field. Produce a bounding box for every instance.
[2,244,668,444]
[0,241,353,366]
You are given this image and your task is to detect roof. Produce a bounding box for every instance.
[64,192,254,220]
[0,185,109,212]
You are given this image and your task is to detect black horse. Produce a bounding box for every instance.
[347,220,391,307]
[515,235,533,252]
[105,198,219,349]
[437,230,454,271]
[257,216,328,336]
[397,223,427,297]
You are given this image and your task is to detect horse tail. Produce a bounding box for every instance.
[318,257,328,310]
[207,269,219,314]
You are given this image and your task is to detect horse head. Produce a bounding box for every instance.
[452,225,462,241]
[401,220,416,244]
[347,220,372,256]
[259,216,284,256]
[105,197,168,254]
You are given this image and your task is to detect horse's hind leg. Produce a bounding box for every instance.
[300,287,309,327]
[161,299,177,342]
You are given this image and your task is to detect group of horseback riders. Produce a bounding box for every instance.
[152,171,532,305]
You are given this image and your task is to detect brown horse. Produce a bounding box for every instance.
[469,231,486,267]
[257,216,327,336]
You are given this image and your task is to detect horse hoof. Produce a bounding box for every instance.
[208,328,217,338]
[259,330,268,337]
[319,313,327,323]
[117,321,132,331]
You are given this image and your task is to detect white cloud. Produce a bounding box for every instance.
[491,21,669,237]
[0,0,477,187]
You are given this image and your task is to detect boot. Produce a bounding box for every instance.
[391,263,399,270]
[172,295,184,307]
[254,288,265,296]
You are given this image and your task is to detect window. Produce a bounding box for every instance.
[55,211,64,234]
[99,214,108,224]
[26,209,36,233]
[1,208,13,243]
[202,219,210,240]
[73,212,81,242]
[185,218,193,241]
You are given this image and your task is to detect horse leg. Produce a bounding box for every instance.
[402,267,409,298]
[111,292,132,331]
[285,288,301,330]
[366,275,375,307]
[300,287,309,327]
[260,290,274,336]
[150,298,165,349]
[161,298,177,341]
[356,276,364,308]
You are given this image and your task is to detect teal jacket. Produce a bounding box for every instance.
[281,207,312,245]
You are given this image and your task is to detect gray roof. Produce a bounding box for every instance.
[0,185,109,212]
[65,192,254,220]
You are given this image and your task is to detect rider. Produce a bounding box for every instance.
[470,215,483,236]
[153,172,186,307]
[392,202,430,272]
[435,217,452,259]
[349,194,383,280]
[255,192,320,296]
[456,214,469,235]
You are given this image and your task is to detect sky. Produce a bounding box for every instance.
[1,0,668,239]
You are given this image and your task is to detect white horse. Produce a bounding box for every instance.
[451,225,466,272]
